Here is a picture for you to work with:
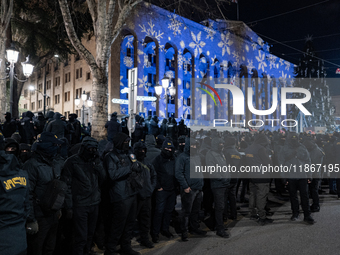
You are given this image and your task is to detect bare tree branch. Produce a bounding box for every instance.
[86,0,98,26]
[58,0,98,74]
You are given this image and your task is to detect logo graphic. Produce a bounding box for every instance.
[198,82,222,106]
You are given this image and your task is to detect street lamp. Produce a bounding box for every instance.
[75,90,92,125]
[2,44,34,115]
[155,75,176,118]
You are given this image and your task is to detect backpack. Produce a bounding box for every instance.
[40,167,67,213]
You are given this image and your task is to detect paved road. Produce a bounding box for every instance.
[95,190,340,255]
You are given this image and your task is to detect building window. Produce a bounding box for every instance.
[54,61,59,71]
[76,68,82,79]
[75,54,80,61]
[86,92,90,99]
[24,104,27,109]
[24,89,28,97]
[55,94,60,104]
[86,72,91,80]
[46,80,51,90]
[76,88,82,98]
[31,89,35,95]
[31,102,35,111]
[64,111,70,119]
[38,83,42,91]
[64,91,70,102]
[55,76,60,86]
[65,72,71,83]
[46,97,50,106]
[38,100,42,109]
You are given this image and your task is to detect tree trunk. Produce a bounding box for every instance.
[0,38,7,114]
[91,69,108,140]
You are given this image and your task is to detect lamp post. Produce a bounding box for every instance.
[29,85,48,115]
[4,44,34,115]
[155,75,176,118]
[75,90,92,125]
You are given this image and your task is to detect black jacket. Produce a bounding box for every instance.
[145,135,161,165]
[149,118,160,137]
[105,116,122,141]
[43,111,55,132]
[0,151,30,255]
[23,111,36,141]
[223,143,242,183]
[62,150,105,209]
[23,151,64,221]
[138,160,157,199]
[244,134,272,183]
[304,140,324,179]
[206,138,230,189]
[178,120,187,136]
[2,113,17,138]
[104,148,137,202]
[152,152,177,191]
[279,133,311,180]
[46,112,67,138]
[175,138,204,190]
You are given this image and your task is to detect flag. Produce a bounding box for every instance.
[336,68,340,74]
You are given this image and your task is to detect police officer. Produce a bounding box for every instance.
[206,137,230,237]
[0,132,30,255]
[103,132,140,255]
[280,132,315,224]
[105,112,122,142]
[176,138,205,241]
[23,132,64,255]
[133,142,157,249]
[245,134,273,226]
[62,137,106,255]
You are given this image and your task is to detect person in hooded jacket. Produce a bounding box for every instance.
[132,115,144,145]
[206,137,230,238]
[23,132,64,255]
[2,112,17,138]
[245,134,273,226]
[144,115,152,135]
[62,137,106,255]
[223,137,242,220]
[199,136,214,216]
[166,118,178,149]
[35,112,46,135]
[103,132,139,255]
[175,135,186,157]
[178,119,187,137]
[133,142,157,249]
[11,131,22,144]
[144,134,161,165]
[67,114,82,145]
[160,118,167,136]
[46,112,67,139]
[155,135,165,150]
[4,138,21,165]
[175,138,205,241]
[105,112,122,142]
[19,143,31,164]
[151,139,177,243]
[303,139,324,212]
[43,111,55,132]
[279,132,314,224]
[0,132,30,255]
[23,111,36,144]
[121,115,129,136]
[149,116,160,137]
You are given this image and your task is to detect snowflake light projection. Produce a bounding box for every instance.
[204,21,216,41]
[218,32,233,56]
[123,56,133,68]
[189,31,206,57]
[256,50,267,72]
[168,14,183,36]
[139,20,164,41]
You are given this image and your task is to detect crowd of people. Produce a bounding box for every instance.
[1,110,340,255]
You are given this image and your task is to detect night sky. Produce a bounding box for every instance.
[223,0,340,95]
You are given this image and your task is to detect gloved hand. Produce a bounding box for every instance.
[131,162,142,173]
[26,221,39,235]
[66,209,73,220]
